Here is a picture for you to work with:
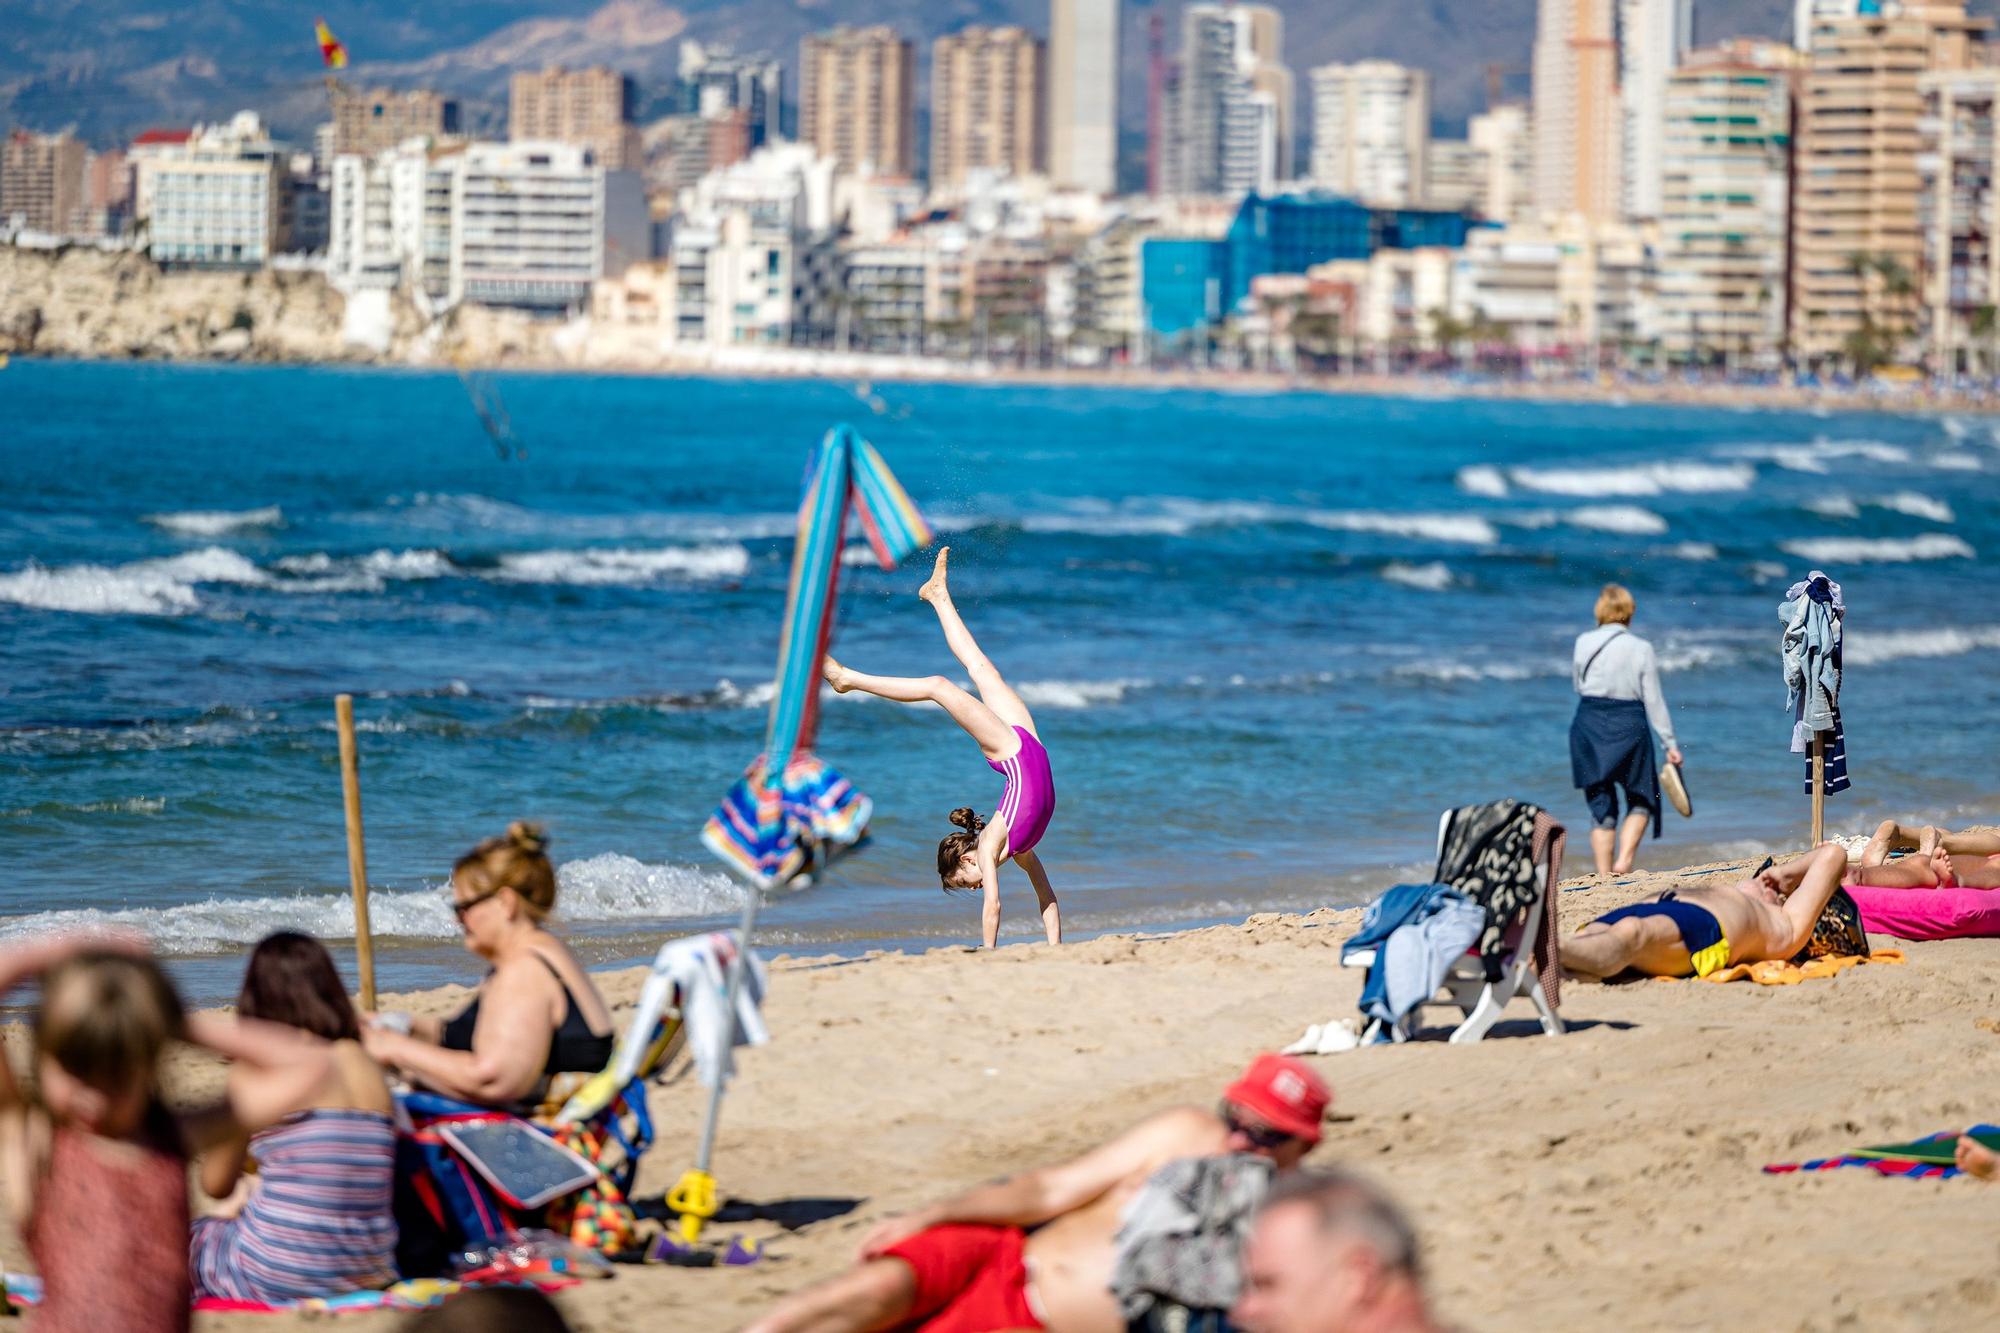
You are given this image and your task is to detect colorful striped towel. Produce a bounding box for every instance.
[1762,1124,2000,1179]
[703,425,931,888]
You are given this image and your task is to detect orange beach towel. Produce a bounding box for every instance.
[1653,949,1906,986]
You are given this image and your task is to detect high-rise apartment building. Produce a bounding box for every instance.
[1468,104,1534,222]
[1309,61,1430,206]
[141,112,288,267]
[1919,67,2000,372]
[1657,41,1801,363]
[1789,0,1990,361]
[1,129,87,234]
[1425,140,1484,212]
[1049,0,1122,194]
[1532,0,1621,221]
[931,26,1047,189]
[679,41,783,149]
[331,87,460,157]
[1620,0,1694,221]
[800,26,917,177]
[1794,0,1863,52]
[450,140,648,311]
[1162,4,1291,198]
[509,66,640,171]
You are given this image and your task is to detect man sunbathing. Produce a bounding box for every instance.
[1561,843,1848,980]
[1851,820,2000,889]
[743,1053,1329,1333]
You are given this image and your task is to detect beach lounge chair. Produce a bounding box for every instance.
[395,997,687,1272]
[1343,809,1565,1044]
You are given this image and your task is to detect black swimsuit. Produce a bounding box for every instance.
[440,954,616,1076]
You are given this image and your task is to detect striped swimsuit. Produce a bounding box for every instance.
[987,726,1056,856]
[190,1108,398,1305]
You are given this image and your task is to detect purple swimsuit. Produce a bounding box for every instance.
[988,726,1056,855]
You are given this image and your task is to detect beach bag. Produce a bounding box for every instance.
[1792,886,1869,963]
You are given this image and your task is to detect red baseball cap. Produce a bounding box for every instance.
[1224,1053,1330,1145]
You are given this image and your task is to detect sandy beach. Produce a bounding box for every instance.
[6,845,1990,1331]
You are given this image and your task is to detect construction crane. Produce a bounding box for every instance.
[1484,63,1528,110]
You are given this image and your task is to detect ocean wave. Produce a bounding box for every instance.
[1013,678,1146,708]
[379,492,799,543]
[1655,541,1719,561]
[1875,492,1955,523]
[489,544,752,586]
[1564,505,1669,536]
[1802,495,1861,519]
[0,546,267,615]
[522,677,777,714]
[1779,534,1975,564]
[1455,465,1509,498]
[0,796,166,819]
[1722,440,1911,473]
[0,853,745,954]
[1380,561,1457,591]
[1305,511,1499,545]
[1508,461,1755,497]
[1844,626,2000,667]
[144,505,286,537]
[1392,660,1554,683]
[1929,453,1983,472]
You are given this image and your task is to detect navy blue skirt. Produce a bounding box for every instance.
[1570,696,1661,837]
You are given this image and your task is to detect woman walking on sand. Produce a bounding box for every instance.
[823,548,1060,949]
[1570,583,1683,876]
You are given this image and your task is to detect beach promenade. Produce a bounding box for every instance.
[0,849,1976,1331]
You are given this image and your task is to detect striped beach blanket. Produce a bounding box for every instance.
[703,424,931,888]
[1762,1124,1999,1179]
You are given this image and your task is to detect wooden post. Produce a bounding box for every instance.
[334,694,377,1010]
[1810,733,1826,847]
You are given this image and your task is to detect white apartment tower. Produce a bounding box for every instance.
[1049,0,1123,194]
[1533,0,1622,221]
[1309,61,1430,206]
[1469,104,1534,222]
[1620,0,1694,220]
[1163,3,1291,198]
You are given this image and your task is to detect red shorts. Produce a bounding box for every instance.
[882,1224,1044,1332]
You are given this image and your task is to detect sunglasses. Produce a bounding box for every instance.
[451,886,504,922]
[1220,1103,1298,1151]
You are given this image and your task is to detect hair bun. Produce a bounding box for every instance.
[949,807,985,833]
[506,820,548,856]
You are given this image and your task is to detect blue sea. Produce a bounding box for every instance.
[3,360,1997,1003]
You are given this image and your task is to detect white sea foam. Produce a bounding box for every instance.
[1507,461,1755,497]
[1722,440,1912,473]
[491,544,752,586]
[1305,511,1500,545]
[1874,492,1955,523]
[1564,505,1669,536]
[382,493,798,543]
[1844,626,2000,667]
[0,796,166,819]
[1393,660,1553,684]
[144,505,285,537]
[1380,561,1457,591]
[1929,453,1983,472]
[0,853,745,953]
[1456,465,1509,498]
[1802,496,1861,519]
[1656,541,1719,561]
[0,546,268,615]
[1014,678,1145,708]
[1780,534,1975,563]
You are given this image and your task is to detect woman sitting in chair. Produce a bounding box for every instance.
[364,823,615,1110]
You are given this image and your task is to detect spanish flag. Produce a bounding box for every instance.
[315,18,348,69]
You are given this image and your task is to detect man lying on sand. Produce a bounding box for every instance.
[1232,1169,1442,1333]
[744,1053,1330,1333]
[1851,820,2000,889]
[1562,843,1847,980]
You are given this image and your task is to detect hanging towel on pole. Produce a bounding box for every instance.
[702,425,932,888]
[1780,570,1849,795]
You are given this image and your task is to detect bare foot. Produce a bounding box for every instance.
[1957,1136,1999,1180]
[918,547,950,603]
[821,655,853,693]
[1933,848,1956,888]
[1919,824,1944,861]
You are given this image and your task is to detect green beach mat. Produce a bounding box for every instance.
[1850,1130,2000,1165]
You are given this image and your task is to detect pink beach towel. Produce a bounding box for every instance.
[1849,884,2000,942]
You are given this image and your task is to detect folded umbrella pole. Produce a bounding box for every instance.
[671,425,931,1244]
